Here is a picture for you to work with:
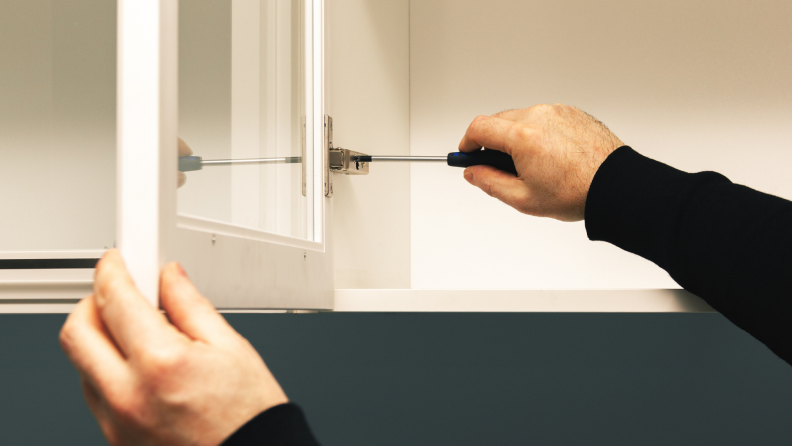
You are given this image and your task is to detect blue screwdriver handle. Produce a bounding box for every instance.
[447,149,517,175]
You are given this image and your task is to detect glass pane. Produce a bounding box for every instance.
[178,0,313,241]
[0,0,116,252]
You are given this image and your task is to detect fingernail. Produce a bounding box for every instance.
[176,263,188,278]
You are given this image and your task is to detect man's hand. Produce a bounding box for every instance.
[60,250,288,446]
[460,104,624,221]
[178,137,193,188]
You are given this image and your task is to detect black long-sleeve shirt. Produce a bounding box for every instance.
[586,146,792,364]
[223,145,792,445]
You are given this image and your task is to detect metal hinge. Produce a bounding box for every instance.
[325,115,370,197]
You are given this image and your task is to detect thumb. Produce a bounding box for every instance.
[159,263,238,345]
[464,165,530,211]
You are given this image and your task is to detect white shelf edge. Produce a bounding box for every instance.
[0,301,80,314]
[0,289,714,314]
[0,250,105,259]
[332,289,715,313]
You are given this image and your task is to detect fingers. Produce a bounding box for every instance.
[60,296,130,395]
[178,137,193,157]
[178,138,192,189]
[458,115,522,154]
[160,262,238,346]
[92,250,180,357]
[464,165,531,211]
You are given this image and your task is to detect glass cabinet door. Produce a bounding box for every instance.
[118,0,333,310]
[179,0,315,241]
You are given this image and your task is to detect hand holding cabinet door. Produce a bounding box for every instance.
[59,250,289,446]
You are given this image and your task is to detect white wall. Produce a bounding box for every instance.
[409,0,792,289]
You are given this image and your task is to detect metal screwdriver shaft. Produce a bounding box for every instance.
[352,156,446,162]
[201,157,302,166]
[179,155,301,172]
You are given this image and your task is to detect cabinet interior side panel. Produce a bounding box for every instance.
[409,0,792,289]
[328,0,411,289]
[0,1,116,252]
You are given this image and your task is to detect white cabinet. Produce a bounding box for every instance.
[2,0,790,313]
[328,0,791,312]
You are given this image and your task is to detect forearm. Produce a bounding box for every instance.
[586,146,792,363]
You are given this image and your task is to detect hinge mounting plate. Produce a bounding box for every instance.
[324,115,369,198]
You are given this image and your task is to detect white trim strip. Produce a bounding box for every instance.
[0,303,80,313]
[0,251,105,260]
[0,289,714,313]
[0,280,92,286]
[333,289,715,313]
[313,0,324,243]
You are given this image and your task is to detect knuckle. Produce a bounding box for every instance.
[470,115,490,135]
[59,299,89,352]
[531,103,551,113]
[507,123,538,150]
[508,123,529,141]
[472,114,489,125]
[138,344,188,377]
[548,104,565,115]
[59,320,76,352]
[94,276,120,306]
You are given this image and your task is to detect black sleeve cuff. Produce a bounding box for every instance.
[222,403,321,446]
[584,146,731,272]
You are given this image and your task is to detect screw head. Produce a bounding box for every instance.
[211,234,216,245]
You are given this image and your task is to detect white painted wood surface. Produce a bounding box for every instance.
[117,0,179,305]
[327,0,412,289]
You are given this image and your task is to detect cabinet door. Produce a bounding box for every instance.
[118,0,332,310]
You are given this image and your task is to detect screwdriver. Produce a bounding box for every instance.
[179,149,517,175]
[353,149,517,175]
